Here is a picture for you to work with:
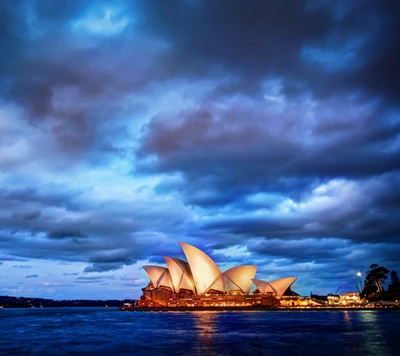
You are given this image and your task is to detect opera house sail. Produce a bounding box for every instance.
[138,242,298,308]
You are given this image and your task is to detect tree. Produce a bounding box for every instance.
[362,264,390,297]
[388,270,400,293]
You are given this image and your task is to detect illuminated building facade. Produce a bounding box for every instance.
[139,242,298,308]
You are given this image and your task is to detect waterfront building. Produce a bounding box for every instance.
[139,242,298,308]
[340,292,361,305]
[327,294,341,306]
[327,292,361,306]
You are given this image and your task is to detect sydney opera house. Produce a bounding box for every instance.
[138,242,298,308]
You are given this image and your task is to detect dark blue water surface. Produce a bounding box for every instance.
[1,308,399,355]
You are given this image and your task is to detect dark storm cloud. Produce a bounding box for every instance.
[0,0,148,166]
[1,187,71,205]
[21,211,41,221]
[84,249,137,272]
[123,280,147,288]
[88,249,135,264]
[343,1,400,103]
[48,229,88,239]
[83,263,124,273]
[2,0,395,136]
[1,1,88,116]
[138,0,400,101]
[0,255,28,262]
[134,2,400,244]
[0,180,193,272]
[74,276,116,284]
[0,226,147,272]
[138,99,399,201]
[0,0,399,298]
[1,0,398,128]
[138,0,332,83]
[247,238,358,263]
[0,186,88,243]
[2,0,398,171]
[200,173,400,243]
[25,274,38,278]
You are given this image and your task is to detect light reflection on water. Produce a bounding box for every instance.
[193,311,218,354]
[0,308,399,355]
[357,310,389,356]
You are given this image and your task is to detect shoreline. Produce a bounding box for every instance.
[118,305,400,312]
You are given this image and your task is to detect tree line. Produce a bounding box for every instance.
[361,264,400,300]
[0,296,136,308]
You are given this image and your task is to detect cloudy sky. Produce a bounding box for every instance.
[1,0,399,300]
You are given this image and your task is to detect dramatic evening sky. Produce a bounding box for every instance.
[1,0,399,300]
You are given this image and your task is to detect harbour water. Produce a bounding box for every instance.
[1,307,399,355]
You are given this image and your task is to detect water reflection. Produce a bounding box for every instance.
[358,311,389,356]
[192,311,219,354]
[343,310,352,325]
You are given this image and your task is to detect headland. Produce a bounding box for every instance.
[119,242,400,312]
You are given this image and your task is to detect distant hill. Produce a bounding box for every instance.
[0,295,137,308]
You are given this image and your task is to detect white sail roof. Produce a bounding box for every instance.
[223,265,258,294]
[208,275,225,293]
[142,265,173,290]
[143,243,298,297]
[253,276,297,296]
[164,256,195,293]
[179,242,222,294]
[252,279,275,294]
[269,277,298,296]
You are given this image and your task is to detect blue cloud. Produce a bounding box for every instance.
[0,0,399,299]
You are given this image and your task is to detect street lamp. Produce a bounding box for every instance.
[356,272,363,295]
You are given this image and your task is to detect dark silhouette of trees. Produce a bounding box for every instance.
[362,264,390,298]
[388,270,400,294]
